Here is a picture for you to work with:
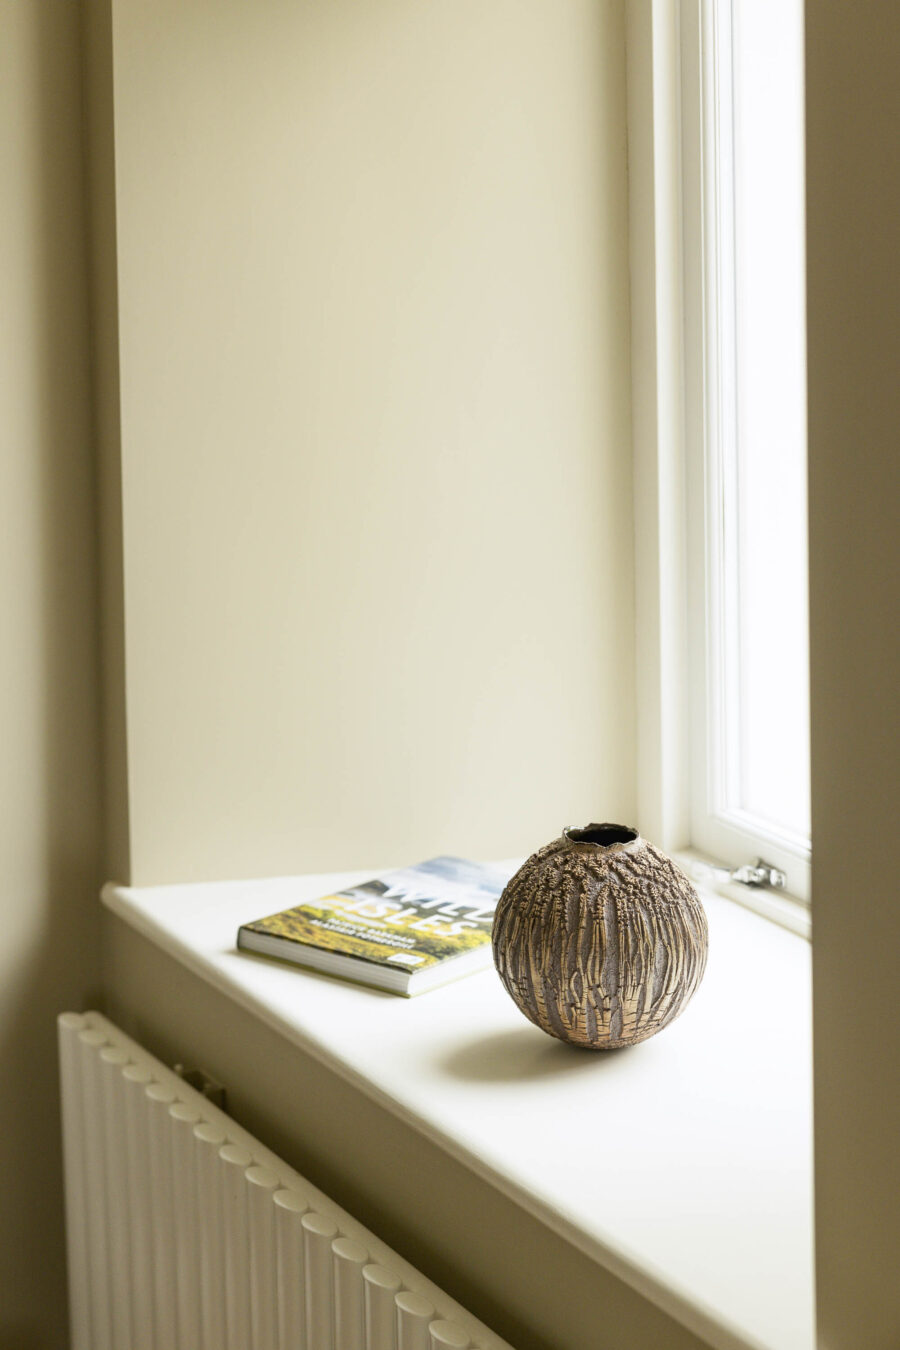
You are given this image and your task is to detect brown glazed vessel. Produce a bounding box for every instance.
[492,824,708,1049]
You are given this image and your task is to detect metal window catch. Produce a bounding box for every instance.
[692,857,787,890]
[729,858,787,889]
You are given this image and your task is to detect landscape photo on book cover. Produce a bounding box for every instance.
[242,857,510,971]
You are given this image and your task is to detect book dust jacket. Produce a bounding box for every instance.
[239,856,511,974]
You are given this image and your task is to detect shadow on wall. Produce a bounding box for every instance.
[0,4,104,1347]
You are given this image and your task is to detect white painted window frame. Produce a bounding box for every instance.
[626,0,810,937]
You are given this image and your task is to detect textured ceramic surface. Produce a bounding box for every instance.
[492,824,708,1049]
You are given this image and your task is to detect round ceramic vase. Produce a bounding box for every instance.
[492,824,708,1049]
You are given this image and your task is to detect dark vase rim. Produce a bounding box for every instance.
[562,823,643,851]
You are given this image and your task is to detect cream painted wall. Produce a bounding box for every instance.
[806,5,900,1349]
[0,3,102,1345]
[97,0,635,885]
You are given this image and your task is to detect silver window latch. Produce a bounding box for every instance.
[691,858,787,890]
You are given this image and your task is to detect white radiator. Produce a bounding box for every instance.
[59,1011,515,1350]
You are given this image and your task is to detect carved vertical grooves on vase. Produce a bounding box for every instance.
[492,826,708,1049]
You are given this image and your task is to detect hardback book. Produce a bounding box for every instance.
[236,856,514,996]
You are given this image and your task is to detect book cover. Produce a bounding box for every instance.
[237,856,513,994]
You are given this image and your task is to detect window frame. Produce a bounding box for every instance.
[626,0,811,933]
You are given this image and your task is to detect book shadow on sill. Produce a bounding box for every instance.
[440,1026,628,1084]
[225,946,397,997]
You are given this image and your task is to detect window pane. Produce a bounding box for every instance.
[729,0,809,841]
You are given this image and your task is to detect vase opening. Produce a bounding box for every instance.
[564,823,639,847]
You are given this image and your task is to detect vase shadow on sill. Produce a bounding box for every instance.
[440,1026,636,1084]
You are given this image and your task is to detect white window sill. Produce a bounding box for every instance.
[101,868,814,1350]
